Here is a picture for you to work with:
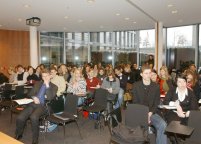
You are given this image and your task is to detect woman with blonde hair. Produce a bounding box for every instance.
[159,66,173,95]
[67,68,86,105]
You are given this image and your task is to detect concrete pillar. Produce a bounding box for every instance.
[155,22,164,72]
[29,26,39,68]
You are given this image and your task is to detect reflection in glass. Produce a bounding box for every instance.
[166,25,195,70]
[139,29,155,66]
[40,32,64,67]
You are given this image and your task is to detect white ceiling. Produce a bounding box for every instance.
[0,0,201,32]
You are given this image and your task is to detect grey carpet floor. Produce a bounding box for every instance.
[0,110,111,144]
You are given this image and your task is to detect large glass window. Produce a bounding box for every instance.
[91,32,113,65]
[114,31,137,65]
[39,24,200,70]
[166,25,195,70]
[65,33,88,65]
[139,29,155,66]
[40,32,64,67]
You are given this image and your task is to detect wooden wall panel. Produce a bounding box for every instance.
[0,29,30,73]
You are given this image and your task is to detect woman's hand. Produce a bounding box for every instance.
[175,101,185,118]
[108,88,112,93]
[148,112,153,124]
[33,97,40,104]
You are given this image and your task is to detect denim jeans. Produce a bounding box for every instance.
[114,88,124,109]
[150,113,167,144]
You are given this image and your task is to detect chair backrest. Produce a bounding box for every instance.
[49,96,64,113]
[94,88,108,107]
[125,104,149,129]
[64,93,78,115]
[15,85,24,99]
[187,110,201,142]
[4,83,12,91]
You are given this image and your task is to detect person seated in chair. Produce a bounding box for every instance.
[86,69,101,98]
[67,68,86,106]
[163,74,199,125]
[15,69,58,144]
[14,64,28,85]
[101,70,120,112]
[50,67,66,96]
[132,64,167,144]
[114,66,127,109]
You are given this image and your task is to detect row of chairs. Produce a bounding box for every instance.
[45,88,110,136]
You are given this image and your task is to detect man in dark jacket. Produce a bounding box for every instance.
[132,65,167,144]
[15,69,58,144]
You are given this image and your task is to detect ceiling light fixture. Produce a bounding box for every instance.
[115,13,120,16]
[167,4,173,8]
[133,21,137,24]
[125,17,130,20]
[18,18,22,22]
[64,16,69,19]
[172,10,178,14]
[24,4,31,8]
[87,0,95,3]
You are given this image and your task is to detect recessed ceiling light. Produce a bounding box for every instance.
[115,13,120,16]
[87,0,95,3]
[172,10,178,14]
[64,16,69,19]
[24,4,31,8]
[133,21,137,24]
[125,17,130,20]
[18,18,22,22]
[167,4,173,8]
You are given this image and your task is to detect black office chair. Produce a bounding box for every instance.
[0,85,24,112]
[125,104,149,143]
[125,104,149,128]
[83,88,108,130]
[107,104,149,144]
[10,85,26,123]
[46,93,82,139]
[185,110,201,143]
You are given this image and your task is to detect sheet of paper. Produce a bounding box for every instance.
[14,98,33,105]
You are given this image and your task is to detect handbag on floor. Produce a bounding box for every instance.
[111,115,149,144]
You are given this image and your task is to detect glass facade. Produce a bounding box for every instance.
[40,32,64,67]
[39,24,201,70]
[40,31,140,67]
[139,29,155,66]
[65,33,88,66]
[166,25,195,70]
